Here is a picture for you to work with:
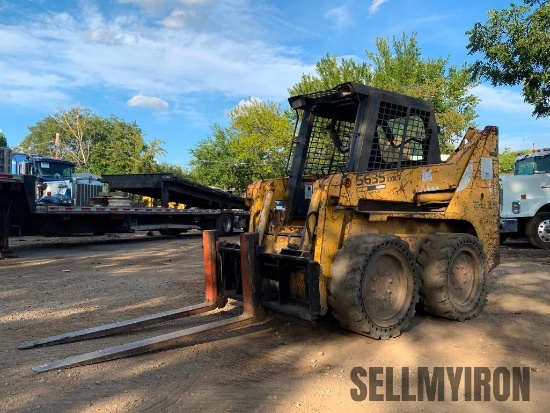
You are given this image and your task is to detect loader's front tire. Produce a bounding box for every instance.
[329,234,420,339]
[417,233,487,321]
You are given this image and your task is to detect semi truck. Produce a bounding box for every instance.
[11,151,103,206]
[0,148,249,257]
[500,147,550,249]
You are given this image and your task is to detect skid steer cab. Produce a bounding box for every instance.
[219,82,500,338]
[19,82,499,372]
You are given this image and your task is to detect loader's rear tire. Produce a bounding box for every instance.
[525,212,550,249]
[329,234,420,339]
[417,233,487,321]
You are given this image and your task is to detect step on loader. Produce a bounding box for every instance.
[20,82,500,371]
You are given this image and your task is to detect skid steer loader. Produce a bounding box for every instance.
[219,81,499,338]
[20,82,499,372]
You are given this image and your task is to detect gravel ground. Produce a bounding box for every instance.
[0,233,548,413]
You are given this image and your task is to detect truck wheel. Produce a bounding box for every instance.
[417,233,487,321]
[525,212,550,249]
[217,213,234,236]
[329,234,420,339]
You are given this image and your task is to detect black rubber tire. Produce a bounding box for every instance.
[329,234,420,339]
[217,213,234,236]
[417,233,487,321]
[525,212,550,249]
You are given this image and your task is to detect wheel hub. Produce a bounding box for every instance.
[363,251,411,327]
[448,252,476,306]
[370,271,396,303]
[536,219,550,243]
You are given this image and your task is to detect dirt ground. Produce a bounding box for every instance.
[0,232,548,413]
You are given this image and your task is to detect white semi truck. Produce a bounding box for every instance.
[500,148,550,249]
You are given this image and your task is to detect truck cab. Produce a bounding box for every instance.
[12,153,103,206]
[500,148,550,248]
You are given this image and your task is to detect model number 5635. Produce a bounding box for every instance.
[356,172,386,186]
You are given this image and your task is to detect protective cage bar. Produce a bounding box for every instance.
[21,231,266,373]
[286,111,356,177]
[370,101,433,170]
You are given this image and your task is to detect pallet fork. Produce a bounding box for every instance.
[19,231,266,373]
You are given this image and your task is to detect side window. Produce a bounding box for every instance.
[535,155,550,173]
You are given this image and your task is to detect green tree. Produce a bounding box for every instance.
[229,99,293,179]
[0,131,7,147]
[153,162,191,179]
[499,147,531,174]
[467,1,550,117]
[53,106,94,168]
[189,124,246,191]
[17,116,62,156]
[18,107,168,175]
[189,99,293,193]
[290,54,372,96]
[87,115,163,175]
[289,33,479,153]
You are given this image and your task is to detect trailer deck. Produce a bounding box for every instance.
[101,174,246,209]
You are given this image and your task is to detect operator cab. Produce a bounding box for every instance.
[284,82,441,220]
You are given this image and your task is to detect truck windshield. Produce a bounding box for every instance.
[37,161,74,177]
[515,154,550,175]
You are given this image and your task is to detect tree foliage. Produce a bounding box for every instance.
[289,33,479,153]
[53,106,94,168]
[189,99,293,193]
[87,115,166,175]
[467,0,550,117]
[17,106,166,175]
[0,131,7,147]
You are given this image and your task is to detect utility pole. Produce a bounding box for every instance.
[55,133,60,158]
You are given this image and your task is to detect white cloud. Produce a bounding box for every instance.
[160,9,199,29]
[127,95,169,110]
[118,0,210,14]
[0,1,309,113]
[324,7,351,32]
[473,84,532,116]
[236,97,263,108]
[85,27,124,45]
[369,0,388,15]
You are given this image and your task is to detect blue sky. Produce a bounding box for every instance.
[1,0,549,168]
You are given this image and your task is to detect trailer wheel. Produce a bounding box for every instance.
[525,212,550,249]
[417,233,487,321]
[217,213,234,236]
[329,234,420,339]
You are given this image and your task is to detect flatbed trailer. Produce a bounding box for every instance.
[0,172,249,258]
[31,204,249,235]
